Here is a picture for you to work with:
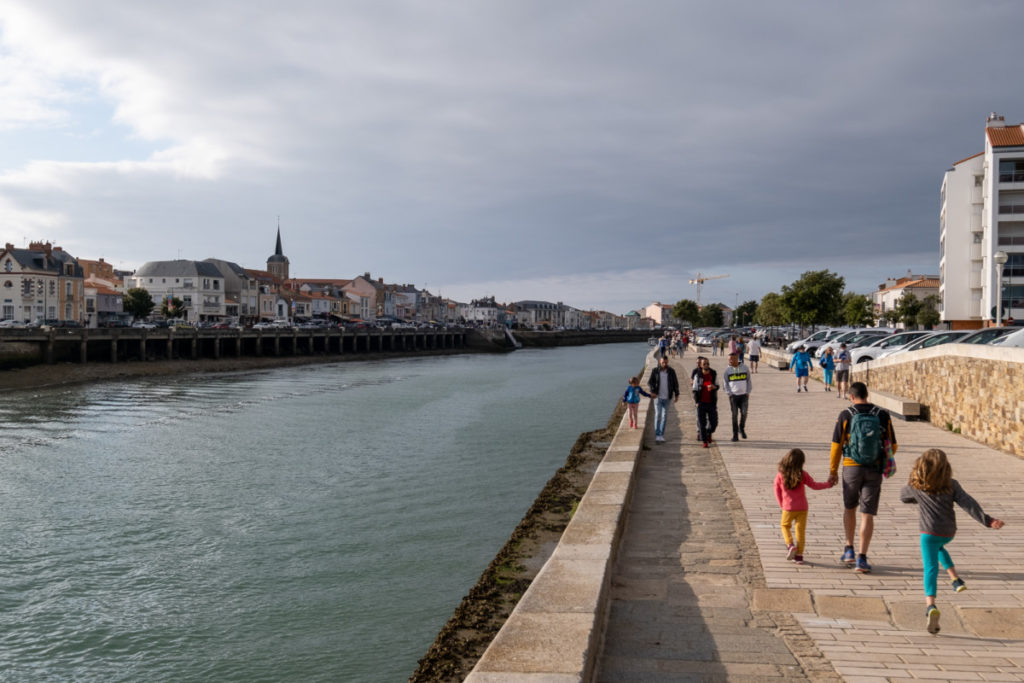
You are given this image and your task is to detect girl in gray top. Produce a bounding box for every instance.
[900,448,1004,634]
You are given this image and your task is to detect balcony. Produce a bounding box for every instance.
[969,271,983,289]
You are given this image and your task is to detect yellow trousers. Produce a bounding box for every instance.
[780,509,809,554]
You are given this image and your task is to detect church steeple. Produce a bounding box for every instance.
[267,220,290,280]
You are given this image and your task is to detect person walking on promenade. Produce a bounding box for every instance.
[748,337,761,373]
[728,335,738,357]
[827,381,898,573]
[819,346,836,392]
[711,336,719,356]
[622,376,651,429]
[692,356,719,448]
[791,345,813,393]
[835,343,852,399]
[775,448,834,565]
[900,448,1004,634]
[658,335,669,359]
[647,356,679,444]
[681,332,689,357]
[723,351,751,441]
[736,336,746,364]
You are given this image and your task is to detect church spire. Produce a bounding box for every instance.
[275,216,284,256]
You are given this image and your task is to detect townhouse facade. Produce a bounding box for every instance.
[128,260,226,322]
[205,258,259,323]
[941,113,1024,328]
[872,273,940,326]
[0,241,85,323]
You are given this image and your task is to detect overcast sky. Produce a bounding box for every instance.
[2,1,1024,313]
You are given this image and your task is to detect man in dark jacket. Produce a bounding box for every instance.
[647,355,680,443]
[692,356,719,448]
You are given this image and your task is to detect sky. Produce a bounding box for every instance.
[3,1,1024,314]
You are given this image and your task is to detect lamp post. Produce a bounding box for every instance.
[994,250,1009,326]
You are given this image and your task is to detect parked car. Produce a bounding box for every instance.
[877,330,970,359]
[990,327,1024,348]
[132,321,157,329]
[957,327,1014,345]
[0,319,23,328]
[785,328,850,354]
[850,330,931,363]
[814,329,891,357]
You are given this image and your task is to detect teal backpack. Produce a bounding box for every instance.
[844,406,883,467]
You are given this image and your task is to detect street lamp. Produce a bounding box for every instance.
[994,250,1009,326]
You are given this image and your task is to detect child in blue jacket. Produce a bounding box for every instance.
[622,376,651,429]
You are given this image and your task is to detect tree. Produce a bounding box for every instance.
[161,296,186,319]
[895,293,923,329]
[123,287,155,319]
[699,303,724,327]
[672,299,700,327]
[734,300,758,327]
[842,293,873,327]
[754,292,786,326]
[917,294,941,329]
[780,270,846,326]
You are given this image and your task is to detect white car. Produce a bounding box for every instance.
[990,327,1024,347]
[850,331,931,363]
[785,328,850,354]
[814,330,891,358]
[877,330,970,359]
[957,327,1015,345]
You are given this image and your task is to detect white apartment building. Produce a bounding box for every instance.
[128,260,226,322]
[941,113,1024,328]
[872,273,940,326]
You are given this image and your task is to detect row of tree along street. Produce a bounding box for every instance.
[668,270,941,330]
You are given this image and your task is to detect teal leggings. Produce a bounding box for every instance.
[920,533,955,597]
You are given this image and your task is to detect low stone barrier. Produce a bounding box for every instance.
[759,347,790,370]
[853,343,1024,458]
[867,388,921,421]
[465,352,656,681]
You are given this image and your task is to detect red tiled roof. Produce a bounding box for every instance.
[906,278,940,288]
[987,125,1024,147]
[953,151,983,166]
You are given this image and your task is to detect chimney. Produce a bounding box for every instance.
[4,243,12,252]
[378,277,383,284]
[987,112,1006,128]
[364,272,371,279]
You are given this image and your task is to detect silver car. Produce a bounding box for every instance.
[876,331,970,359]
[850,330,932,363]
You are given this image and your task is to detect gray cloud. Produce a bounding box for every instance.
[0,1,1021,311]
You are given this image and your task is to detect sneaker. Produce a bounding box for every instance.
[656,436,664,443]
[840,546,856,564]
[926,605,941,634]
[786,544,797,561]
[793,555,804,565]
[952,578,966,593]
[703,441,709,449]
[854,555,871,573]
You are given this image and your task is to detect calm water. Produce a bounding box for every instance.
[0,343,648,682]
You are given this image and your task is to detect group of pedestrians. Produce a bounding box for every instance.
[654,330,690,360]
[791,343,850,397]
[774,380,1004,634]
[629,353,1006,635]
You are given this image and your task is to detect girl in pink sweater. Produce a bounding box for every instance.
[774,448,834,564]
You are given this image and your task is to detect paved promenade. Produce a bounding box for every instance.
[598,350,1024,682]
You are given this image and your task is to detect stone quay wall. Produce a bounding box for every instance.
[851,343,1024,459]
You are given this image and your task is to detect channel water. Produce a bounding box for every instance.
[0,342,648,682]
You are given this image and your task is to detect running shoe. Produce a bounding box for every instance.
[786,544,797,561]
[793,555,804,565]
[952,578,966,593]
[840,546,856,564]
[854,555,871,573]
[926,605,941,634]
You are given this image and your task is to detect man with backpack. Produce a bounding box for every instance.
[827,382,898,573]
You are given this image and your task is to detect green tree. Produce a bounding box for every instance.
[780,270,846,326]
[754,292,786,326]
[161,296,186,319]
[671,299,700,326]
[123,287,155,319]
[883,309,900,326]
[895,293,923,329]
[842,293,873,327]
[699,303,724,327]
[734,300,758,327]
[917,294,941,329]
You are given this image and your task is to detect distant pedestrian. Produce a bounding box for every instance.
[728,335,738,356]
[723,352,751,441]
[736,336,746,364]
[828,382,898,574]
[647,356,680,444]
[658,335,669,359]
[718,338,726,356]
[774,448,834,565]
[692,356,719,448]
[681,333,689,357]
[748,337,761,373]
[819,347,836,392]
[835,343,852,399]
[622,376,651,429]
[791,345,813,392]
[900,448,1004,634]
[711,337,719,356]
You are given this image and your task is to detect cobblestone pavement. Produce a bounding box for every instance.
[598,351,1024,682]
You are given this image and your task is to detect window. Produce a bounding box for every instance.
[2,280,11,288]
[49,281,56,296]
[183,295,192,306]
[999,159,1024,183]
